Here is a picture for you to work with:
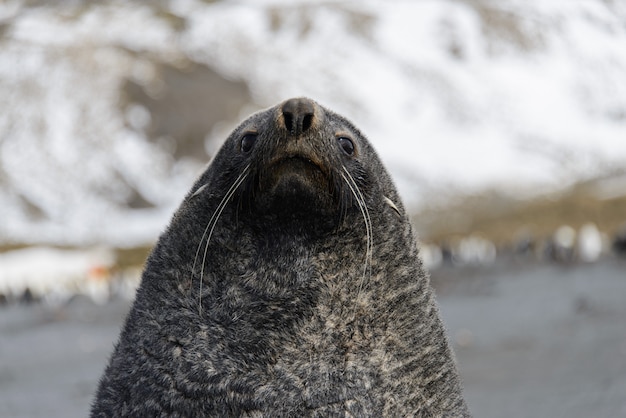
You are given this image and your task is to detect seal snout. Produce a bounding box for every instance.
[281,98,317,136]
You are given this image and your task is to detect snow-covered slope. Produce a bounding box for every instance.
[1,0,625,246]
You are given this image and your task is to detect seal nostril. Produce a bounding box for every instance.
[283,112,294,134]
[302,113,313,133]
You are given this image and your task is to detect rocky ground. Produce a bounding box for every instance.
[1,259,625,418]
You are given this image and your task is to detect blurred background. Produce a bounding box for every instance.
[1,0,625,417]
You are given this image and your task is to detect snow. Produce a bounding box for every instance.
[181,0,626,195]
[1,0,625,246]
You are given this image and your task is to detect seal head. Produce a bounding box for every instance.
[92,98,470,417]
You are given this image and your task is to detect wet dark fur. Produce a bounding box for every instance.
[91,98,470,417]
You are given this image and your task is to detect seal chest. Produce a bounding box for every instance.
[91,98,470,417]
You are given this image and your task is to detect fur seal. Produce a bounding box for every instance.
[91,98,470,417]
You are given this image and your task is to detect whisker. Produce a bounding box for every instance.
[342,167,373,267]
[192,165,250,314]
[192,166,250,276]
[341,167,373,319]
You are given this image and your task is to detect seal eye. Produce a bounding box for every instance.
[240,132,257,153]
[337,137,355,156]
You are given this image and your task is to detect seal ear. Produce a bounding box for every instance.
[191,183,209,199]
[383,195,401,217]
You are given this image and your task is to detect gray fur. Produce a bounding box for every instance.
[91,98,470,417]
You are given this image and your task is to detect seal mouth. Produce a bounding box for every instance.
[266,152,331,186]
[269,153,325,173]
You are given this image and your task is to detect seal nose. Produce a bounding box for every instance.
[281,98,316,136]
